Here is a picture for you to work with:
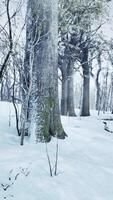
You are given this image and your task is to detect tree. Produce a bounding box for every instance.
[21,0,67,144]
[59,0,110,116]
[59,57,68,116]
[59,54,76,116]
[95,51,102,111]
[80,43,90,116]
[0,0,25,101]
[67,58,76,116]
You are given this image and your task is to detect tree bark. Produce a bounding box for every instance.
[61,72,68,115]
[0,81,3,101]
[67,59,76,116]
[81,47,90,116]
[102,70,109,113]
[60,59,76,116]
[20,0,34,142]
[95,52,101,111]
[60,60,68,116]
[21,0,66,143]
[12,68,20,137]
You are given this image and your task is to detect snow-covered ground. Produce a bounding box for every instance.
[0,102,113,200]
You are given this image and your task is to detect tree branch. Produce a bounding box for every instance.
[0,0,13,82]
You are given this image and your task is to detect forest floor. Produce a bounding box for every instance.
[0,102,113,200]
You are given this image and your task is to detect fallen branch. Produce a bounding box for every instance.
[103,122,113,133]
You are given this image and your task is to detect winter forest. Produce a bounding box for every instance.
[0,0,113,199]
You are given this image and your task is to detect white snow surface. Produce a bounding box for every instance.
[0,102,113,200]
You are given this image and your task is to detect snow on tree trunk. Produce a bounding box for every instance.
[22,0,66,142]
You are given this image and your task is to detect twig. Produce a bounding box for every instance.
[45,143,53,177]
[54,139,59,176]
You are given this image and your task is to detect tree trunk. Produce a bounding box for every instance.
[67,59,76,116]
[61,73,68,115]
[59,58,68,116]
[111,73,113,114]
[21,0,66,143]
[81,47,90,116]
[95,52,101,111]
[20,0,34,142]
[12,68,20,136]
[0,81,3,101]
[102,70,109,113]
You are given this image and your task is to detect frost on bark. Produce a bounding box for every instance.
[21,0,66,142]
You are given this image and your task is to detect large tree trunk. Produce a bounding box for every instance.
[21,0,66,143]
[81,47,90,116]
[67,59,76,116]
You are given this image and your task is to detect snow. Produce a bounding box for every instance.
[0,102,113,200]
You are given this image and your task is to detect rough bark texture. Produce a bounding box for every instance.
[81,47,90,116]
[21,0,66,143]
